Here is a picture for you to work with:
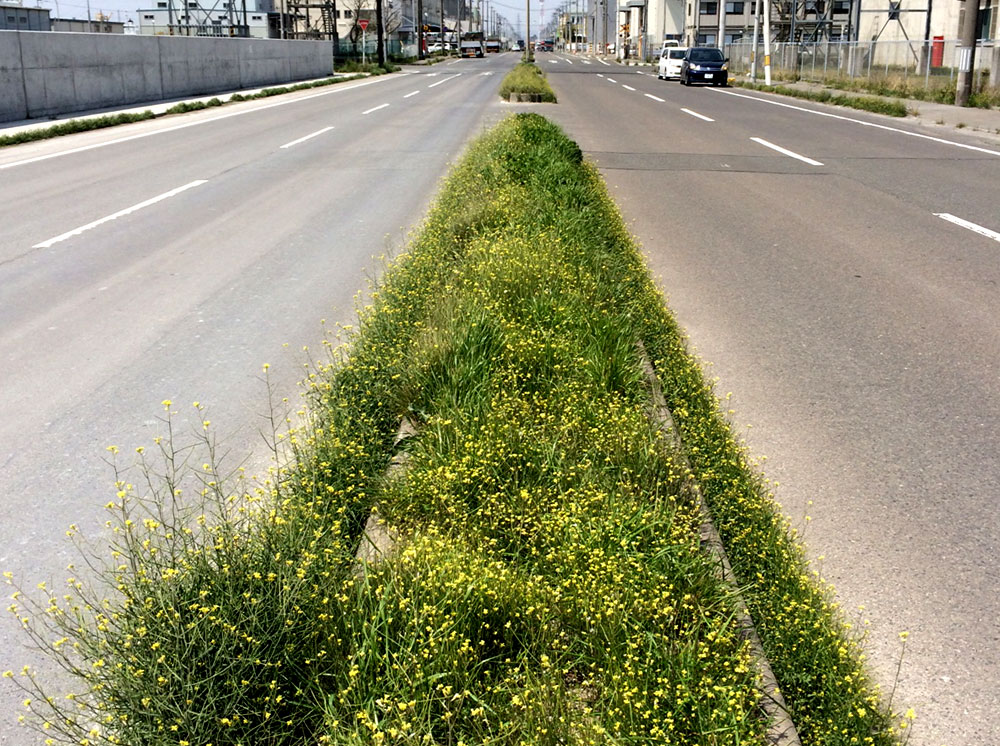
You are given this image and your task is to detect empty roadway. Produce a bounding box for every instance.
[541,54,999,746]
[0,53,518,743]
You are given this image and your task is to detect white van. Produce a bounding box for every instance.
[657,46,688,80]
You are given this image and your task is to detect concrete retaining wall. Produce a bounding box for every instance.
[0,31,333,123]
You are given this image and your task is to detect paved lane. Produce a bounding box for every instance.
[542,53,1000,746]
[0,55,515,743]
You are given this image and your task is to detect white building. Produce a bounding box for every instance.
[137,0,275,37]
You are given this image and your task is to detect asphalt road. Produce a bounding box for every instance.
[540,53,1000,746]
[0,53,518,743]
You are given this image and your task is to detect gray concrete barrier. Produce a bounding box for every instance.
[0,30,334,123]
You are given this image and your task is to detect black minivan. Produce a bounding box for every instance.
[680,47,728,86]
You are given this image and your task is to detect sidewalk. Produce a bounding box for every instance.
[768,78,1000,142]
[0,74,354,139]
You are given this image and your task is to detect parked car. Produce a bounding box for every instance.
[679,46,728,86]
[657,46,688,80]
[427,42,453,53]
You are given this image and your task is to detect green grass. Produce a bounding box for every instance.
[732,79,909,116]
[5,113,904,746]
[0,73,371,149]
[499,62,557,102]
[0,110,157,148]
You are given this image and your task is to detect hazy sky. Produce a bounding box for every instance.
[18,0,554,36]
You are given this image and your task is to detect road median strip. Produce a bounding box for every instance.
[6,113,903,746]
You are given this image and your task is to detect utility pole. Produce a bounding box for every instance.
[762,0,771,84]
[955,0,980,106]
[376,0,385,65]
[751,0,760,80]
[526,0,532,59]
[417,0,424,58]
[440,0,444,51]
[717,0,726,49]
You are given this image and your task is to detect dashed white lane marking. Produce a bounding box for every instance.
[561,57,574,64]
[479,71,494,76]
[597,73,605,77]
[750,136,823,165]
[598,58,611,65]
[681,108,714,122]
[363,103,390,114]
[934,213,1000,243]
[428,73,462,87]
[279,126,334,149]
[0,75,401,171]
[606,77,617,83]
[710,87,1000,158]
[33,180,208,249]
[645,93,666,102]
[446,59,461,65]
[404,90,420,98]
[582,60,592,64]
[548,59,559,63]
[622,84,636,91]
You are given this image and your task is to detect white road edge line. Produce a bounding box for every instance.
[681,107,714,122]
[363,103,390,114]
[750,136,823,165]
[934,213,1000,242]
[710,87,1000,158]
[427,73,462,88]
[645,93,666,102]
[33,180,208,249]
[0,76,401,171]
[279,125,334,149]
[622,84,636,91]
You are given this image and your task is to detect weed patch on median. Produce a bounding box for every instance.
[5,113,903,746]
[499,62,557,102]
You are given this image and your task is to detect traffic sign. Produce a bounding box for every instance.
[358,18,369,30]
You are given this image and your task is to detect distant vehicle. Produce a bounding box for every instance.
[460,37,485,57]
[485,38,501,53]
[657,46,688,80]
[680,46,728,86]
[510,43,522,52]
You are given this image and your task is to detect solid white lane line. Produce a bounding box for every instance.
[681,108,714,122]
[606,77,617,83]
[0,76,400,171]
[622,84,636,91]
[33,180,207,249]
[750,136,823,165]
[279,125,334,149]
[645,93,666,102]
[427,73,462,87]
[404,90,421,98]
[710,87,1000,158]
[934,213,1000,243]
[363,103,390,114]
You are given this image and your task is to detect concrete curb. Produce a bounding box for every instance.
[638,342,803,746]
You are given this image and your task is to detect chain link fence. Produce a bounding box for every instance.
[726,38,1000,95]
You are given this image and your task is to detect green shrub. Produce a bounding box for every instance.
[499,62,557,102]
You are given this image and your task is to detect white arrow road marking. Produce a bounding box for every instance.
[681,108,714,122]
[750,136,823,165]
[33,180,208,249]
[279,126,334,149]
[934,213,1000,242]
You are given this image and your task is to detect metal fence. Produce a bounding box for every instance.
[726,39,1000,91]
